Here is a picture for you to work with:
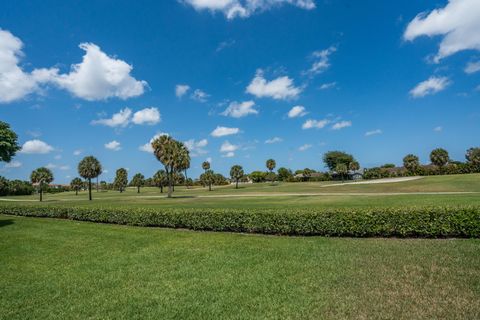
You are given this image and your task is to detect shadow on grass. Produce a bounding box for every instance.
[0,219,14,228]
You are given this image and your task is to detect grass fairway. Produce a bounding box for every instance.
[1,174,480,209]
[1,215,479,319]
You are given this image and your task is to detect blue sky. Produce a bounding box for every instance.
[1,0,479,183]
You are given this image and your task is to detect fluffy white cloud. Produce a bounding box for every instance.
[265,137,283,144]
[54,43,147,100]
[105,140,121,151]
[298,144,312,151]
[175,84,190,98]
[184,138,208,156]
[132,107,161,125]
[434,126,443,132]
[4,160,22,168]
[139,133,169,153]
[246,69,301,100]
[365,129,382,136]
[20,139,54,154]
[91,108,132,127]
[220,141,239,152]
[410,76,451,98]
[191,89,210,102]
[332,120,352,130]
[183,0,315,20]
[222,151,235,158]
[302,119,329,129]
[404,0,480,62]
[73,150,82,156]
[288,105,307,118]
[0,29,56,103]
[221,100,258,118]
[465,61,480,74]
[305,46,337,76]
[211,126,240,137]
[0,29,147,103]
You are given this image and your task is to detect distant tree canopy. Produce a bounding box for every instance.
[130,173,145,193]
[114,168,128,192]
[277,167,293,181]
[30,167,54,202]
[200,169,215,191]
[0,121,21,163]
[78,156,102,201]
[230,165,244,189]
[70,177,83,195]
[430,148,450,168]
[466,147,480,167]
[153,170,168,193]
[403,154,420,173]
[323,151,355,171]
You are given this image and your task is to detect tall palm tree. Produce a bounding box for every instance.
[30,167,54,202]
[403,154,420,174]
[114,168,128,193]
[230,165,244,189]
[175,141,191,190]
[336,163,348,182]
[153,170,168,193]
[152,135,185,198]
[78,156,102,201]
[430,148,449,169]
[266,159,276,184]
[70,177,83,195]
[202,161,210,172]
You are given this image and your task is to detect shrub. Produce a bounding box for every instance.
[0,204,478,238]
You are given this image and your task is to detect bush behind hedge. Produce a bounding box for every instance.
[0,204,479,238]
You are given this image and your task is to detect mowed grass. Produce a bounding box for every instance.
[0,215,479,320]
[2,174,480,209]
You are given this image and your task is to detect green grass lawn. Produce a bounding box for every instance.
[1,215,479,319]
[1,174,479,209]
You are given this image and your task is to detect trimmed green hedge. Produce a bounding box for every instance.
[0,204,479,237]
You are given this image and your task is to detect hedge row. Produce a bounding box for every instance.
[1,204,479,238]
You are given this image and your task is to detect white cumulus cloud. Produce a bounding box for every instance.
[184,138,209,157]
[365,129,382,136]
[332,120,352,130]
[220,140,238,157]
[288,105,307,118]
[465,61,480,74]
[4,160,22,168]
[175,84,190,98]
[246,69,301,100]
[304,46,337,76]
[211,126,240,137]
[298,144,312,151]
[410,76,451,98]
[132,107,161,125]
[302,119,329,129]
[221,100,258,118]
[105,140,121,151]
[404,0,480,62]
[183,0,316,20]
[191,89,210,102]
[265,137,283,144]
[91,108,132,127]
[20,139,54,154]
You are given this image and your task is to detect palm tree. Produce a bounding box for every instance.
[202,161,210,172]
[153,170,168,193]
[175,141,190,190]
[266,159,276,184]
[349,161,360,172]
[70,177,83,195]
[30,167,54,202]
[200,170,215,191]
[152,135,189,198]
[403,154,420,174]
[130,173,145,193]
[78,156,102,201]
[466,147,480,167]
[430,148,449,169]
[230,165,244,189]
[114,168,128,193]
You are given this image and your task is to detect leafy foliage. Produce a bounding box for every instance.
[78,156,102,200]
[130,173,145,193]
[0,121,20,163]
[1,204,479,238]
[230,165,244,189]
[403,154,420,173]
[30,167,54,202]
[430,148,449,168]
[323,151,355,171]
[114,168,128,192]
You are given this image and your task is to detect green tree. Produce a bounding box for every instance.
[249,171,267,183]
[78,156,102,201]
[230,165,244,189]
[153,170,168,193]
[430,148,449,169]
[277,167,293,182]
[403,154,420,174]
[130,173,145,193]
[30,167,53,202]
[176,143,191,189]
[0,121,20,163]
[200,170,215,191]
[349,161,360,172]
[202,161,210,172]
[466,147,480,167]
[303,168,313,182]
[323,151,355,171]
[114,168,128,193]
[335,163,348,182]
[70,177,83,195]
[266,159,276,184]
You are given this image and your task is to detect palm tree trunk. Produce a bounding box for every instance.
[236,179,239,189]
[167,170,173,198]
[75,189,78,196]
[160,185,163,193]
[185,169,189,189]
[137,186,140,193]
[88,178,92,201]
[39,188,43,202]
[209,182,212,191]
